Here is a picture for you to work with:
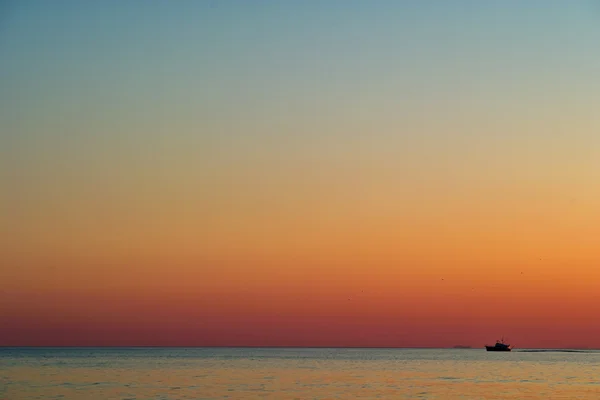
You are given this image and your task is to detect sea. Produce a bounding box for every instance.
[2,347,600,399]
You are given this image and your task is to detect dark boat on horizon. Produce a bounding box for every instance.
[485,337,512,351]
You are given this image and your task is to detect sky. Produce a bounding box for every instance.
[1,0,600,348]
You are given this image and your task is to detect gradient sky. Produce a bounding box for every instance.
[2,0,600,348]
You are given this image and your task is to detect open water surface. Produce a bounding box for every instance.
[2,347,600,399]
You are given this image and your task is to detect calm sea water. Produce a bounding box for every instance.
[2,347,600,399]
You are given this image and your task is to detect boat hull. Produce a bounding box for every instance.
[485,346,511,351]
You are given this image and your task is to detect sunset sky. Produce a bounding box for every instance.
[2,1,600,348]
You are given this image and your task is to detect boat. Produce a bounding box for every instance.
[485,337,512,351]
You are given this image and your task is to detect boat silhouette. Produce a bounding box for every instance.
[485,337,512,351]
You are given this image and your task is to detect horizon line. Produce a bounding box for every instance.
[1,345,597,350]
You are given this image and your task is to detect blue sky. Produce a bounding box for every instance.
[1,0,600,252]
